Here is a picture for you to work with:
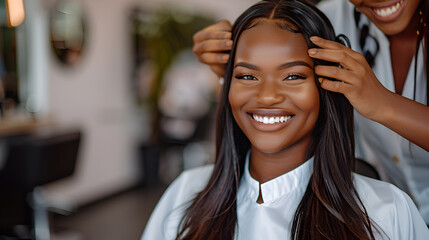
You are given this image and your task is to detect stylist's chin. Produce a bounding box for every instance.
[349,0,420,35]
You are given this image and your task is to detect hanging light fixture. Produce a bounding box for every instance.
[5,0,25,27]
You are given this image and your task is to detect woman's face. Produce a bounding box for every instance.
[350,0,421,35]
[229,20,319,154]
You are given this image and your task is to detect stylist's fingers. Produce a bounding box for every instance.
[318,77,352,94]
[310,36,394,121]
[210,65,226,78]
[310,36,357,52]
[309,36,363,61]
[198,52,230,65]
[193,20,232,43]
[202,19,232,33]
[193,31,232,45]
[192,20,232,76]
[314,65,355,84]
[193,39,233,55]
[308,48,358,70]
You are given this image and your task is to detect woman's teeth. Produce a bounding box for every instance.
[373,1,401,17]
[252,114,291,124]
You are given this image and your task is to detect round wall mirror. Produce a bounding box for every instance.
[50,0,85,66]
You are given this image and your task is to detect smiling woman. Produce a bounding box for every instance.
[230,20,319,163]
[140,1,429,239]
[192,0,429,226]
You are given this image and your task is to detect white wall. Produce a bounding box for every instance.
[42,0,144,206]
[31,0,256,207]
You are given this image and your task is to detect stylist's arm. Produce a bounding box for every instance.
[308,36,429,151]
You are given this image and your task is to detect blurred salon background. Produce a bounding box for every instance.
[0,0,322,239]
[0,0,258,239]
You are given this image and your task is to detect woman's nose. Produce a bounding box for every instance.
[254,82,285,106]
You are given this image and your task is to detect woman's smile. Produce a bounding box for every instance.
[251,113,292,124]
[247,110,294,132]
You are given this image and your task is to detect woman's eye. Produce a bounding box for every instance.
[236,75,256,80]
[284,74,305,80]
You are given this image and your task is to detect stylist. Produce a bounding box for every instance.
[192,0,429,224]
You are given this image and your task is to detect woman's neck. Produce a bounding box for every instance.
[249,141,310,184]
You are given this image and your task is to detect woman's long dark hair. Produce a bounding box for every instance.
[177,0,379,239]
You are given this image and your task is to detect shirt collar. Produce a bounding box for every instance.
[240,150,314,204]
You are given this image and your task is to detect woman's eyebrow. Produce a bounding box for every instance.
[277,61,312,70]
[234,61,312,70]
[234,62,259,70]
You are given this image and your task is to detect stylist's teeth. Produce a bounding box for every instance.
[373,0,402,17]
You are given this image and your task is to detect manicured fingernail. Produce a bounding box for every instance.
[226,40,233,47]
[308,49,317,55]
[310,36,319,42]
[222,54,229,62]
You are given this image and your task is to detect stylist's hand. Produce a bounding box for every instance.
[193,20,233,77]
[308,36,392,121]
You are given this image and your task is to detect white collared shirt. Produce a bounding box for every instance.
[141,154,428,239]
[317,0,429,224]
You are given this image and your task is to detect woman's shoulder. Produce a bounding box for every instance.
[353,173,414,217]
[352,174,429,239]
[161,164,214,207]
[353,173,403,198]
[170,164,214,197]
[176,164,214,186]
[141,164,214,240]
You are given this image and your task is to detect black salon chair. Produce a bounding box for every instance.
[0,128,81,239]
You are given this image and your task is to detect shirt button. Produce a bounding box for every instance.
[392,156,399,163]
